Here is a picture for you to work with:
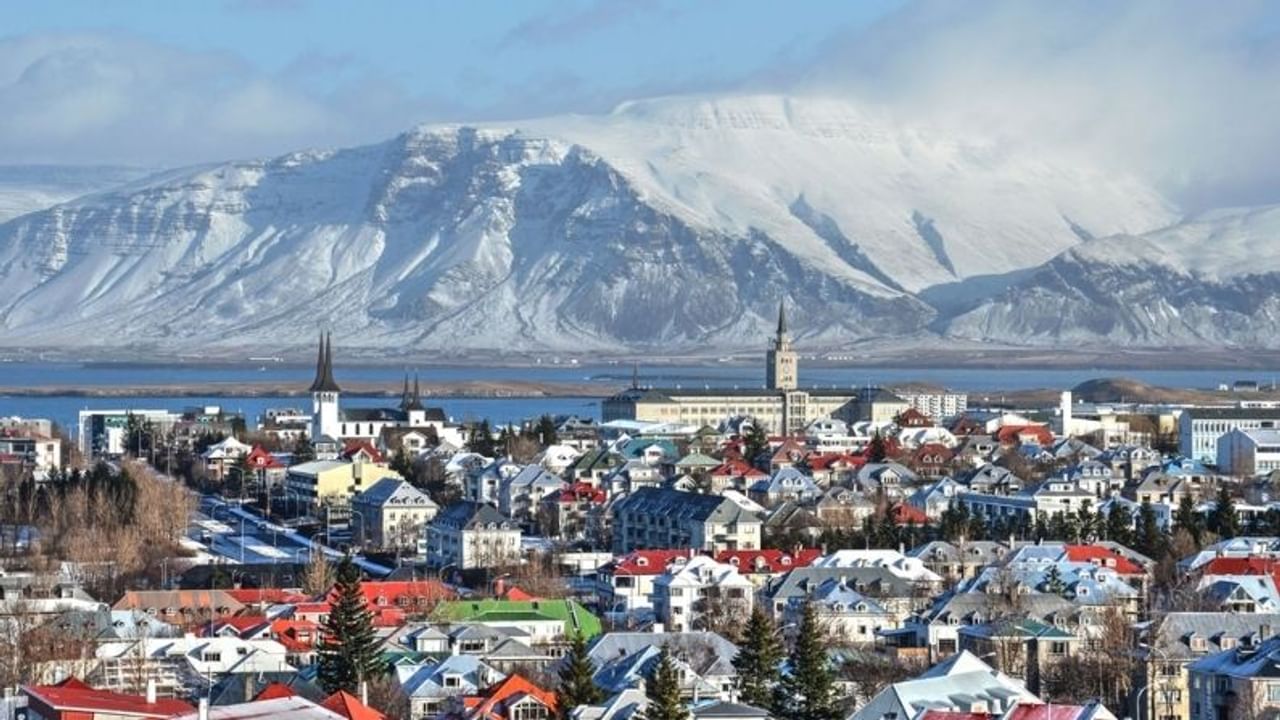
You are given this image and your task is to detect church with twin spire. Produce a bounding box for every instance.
[603,301,897,433]
[308,332,446,443]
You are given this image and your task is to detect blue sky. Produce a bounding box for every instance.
[3,0,1280,208]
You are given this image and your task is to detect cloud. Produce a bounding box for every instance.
[801,0,1280,209]
[498,0,663,49]
[0,32,448,167]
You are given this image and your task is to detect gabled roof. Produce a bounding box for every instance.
[321,690,387,720]
[462,674,558,720]
[715,549,822,574]
[607,549,694,576]
[23,677,194,718]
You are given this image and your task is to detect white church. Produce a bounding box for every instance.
[308,333,451,446]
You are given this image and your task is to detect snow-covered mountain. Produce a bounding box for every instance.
[0,95,1178,356]
[0,165,156,223]
[946,205,1280,347]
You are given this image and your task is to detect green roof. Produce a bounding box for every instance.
[433,599,602,638]
[676,452,721,468]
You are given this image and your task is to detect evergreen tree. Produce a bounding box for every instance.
[1104,504,1133,546]
[967,508,988,542]
[1209,487,1239,539]
[866,432,888,463]
[733,607,785,708]
[467,420,496,457]
[640,648,689,720]
[775,601,839,720]
[1174,494,1203,545]
[743,422,769,468]
[557,632,603,718]
[318,556,383,694]
[1135,501,1165,559]
[1043,564,1066,595]
[1033,512,1049,541]
[292,436,315,463]
[537,415,559,447]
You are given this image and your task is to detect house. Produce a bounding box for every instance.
[112,590,246,624]
[815,486,876,527]
[447,673,557,720]
[957,618,1079,695]
[350,477,439,551]
[395,655,507,720]
[789,577,897,644]
[904,591,1075,661]
[243,445,288,489]
[498,465,564,528]
[432,599,602,644]
[1136,613,1280,720]
[763,566,928,624]
[908,541,1009,582]
[202,437,252,479]
[592,644,725,701]
[426,501,522,570]
[653,555,754,633]
[92,636,293,698]
[596,549,692,617]
[850,651,1037,720]
[907,478,964,520]
[707,460,768,494]
[910,443,956,479]
[586,631,739,702]
[1188,633,1280,720]
[22,677,193,720]
[540,483,607,540]
[748,466,821,507]
[714,548,823,587]
[611,487,762,555]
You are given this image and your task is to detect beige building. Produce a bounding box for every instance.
[1143,613,1280,720]
[284,457,401,505]
[425,501,522,570]
[351,477,439,552]
[603,303,905,433]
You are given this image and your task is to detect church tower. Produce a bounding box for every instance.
[309,332,342,440]
[766,300,798,391]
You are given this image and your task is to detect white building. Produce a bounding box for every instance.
[78,408,179,458]
[1179,406,1280,463]
[1217,428,1280,476]
[351,477,439,552]
[652,555,754,633]
[897,391,969,421]
[93,636,293,697]
[809,549,944,585]
[425,501,522,570]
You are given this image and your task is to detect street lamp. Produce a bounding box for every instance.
[348,508,367,550]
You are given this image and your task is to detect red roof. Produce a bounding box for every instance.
[502,587,538,601]
[715,548,823,574]
[200,615,270,638]
[341,440,385,463]
[896,408,934,427]
[995,425,1053,446]
[888,503,930,526]
[270,619,321,652]
[327,580,454,609]
[710,459,767,478]
[553,483,606,504]
[806,453,866,471]
[1063,545,1144,575]
[24,678,194,718]
[246,446,285,470]
[607,549,694,576]
[1004,703,1093,720]
[919,712,994,720]
[225,588,309,605]
[254,683,298,700]
[322,690,388,720]
[462,674,558,720]
[1201,556,1280,587]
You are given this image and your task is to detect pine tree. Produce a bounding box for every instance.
[537,415,559,447]
[468,420,496,457]
[743,422,769,467]
[733,607,785,708]
[1174,494,1203,545]
[292,436,316,463]
[1135,501,1165,559]
[1209,487,1239,539]
[866,432,887,463]
[318,556,383,694]
[774,601,839,720]
[640,648,689,720]
[1104,504,1132,546]
[1043,564,1066,595]
[557,632,603,718]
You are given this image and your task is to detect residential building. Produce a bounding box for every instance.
[851,651,1037,720]
[350,477,438,551]
[284,458,401,506]
[22,678,193,720]
[610,487,762,554]
[394,655,506,720]
[957,618,1078,695]
[1218,428,1280,476]
[897,391,969,421]
[425,501,522,570]
[652,555,754,633]
[1188,634,1280,720]
[596,549,691,617]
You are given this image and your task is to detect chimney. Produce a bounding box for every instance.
[198,698,209,720]
[146,679,156,705]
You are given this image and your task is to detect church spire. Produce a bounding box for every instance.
[309,331,341,393]
[776,299,789,339]
[399,374,411,410]
[407,372,425,411]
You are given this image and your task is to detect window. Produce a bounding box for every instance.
[1268,684,1280,703]
[1049,642,1068,656]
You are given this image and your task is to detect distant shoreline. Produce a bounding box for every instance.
[0,380,617,399]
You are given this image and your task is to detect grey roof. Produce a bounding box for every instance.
[919,591,1075,626]
[908,540,1009,565]
[1188,633,1280,678]
[341,407,409,422]
[765,567,919,603]
[354,477,438,509]
[588,631,740,678]
[431,501,515,531]
[694,701,772,720]
[1147,612,1280,660]
[613,487,761,526]
[1183,407,1280,420]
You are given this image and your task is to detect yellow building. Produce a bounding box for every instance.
[284,457,401,505]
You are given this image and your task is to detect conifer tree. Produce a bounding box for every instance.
[733,607,785,708]
[1174,494,1203,545]
[1135,501,1165,559]
[1043,564,1066,595]
[537,415,559,447]
[318,556,383,694]
[292,436,316,463]
[557,632,603,718]
[641,648,689,720]
[1104,504,1132,546]
[1210,487,1239,539]
[774,601,839,720]
[743,422,769,467]
[866,432,888,463]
